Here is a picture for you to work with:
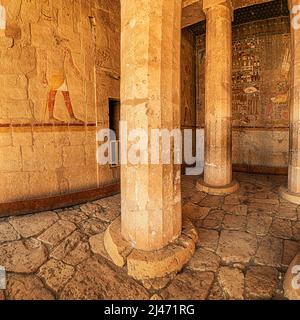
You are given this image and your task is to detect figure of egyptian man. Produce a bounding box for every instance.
[42,31,84,124]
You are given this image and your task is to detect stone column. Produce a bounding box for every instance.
[104,0,197,281]
[281,0,300,204]
[197,0,239,195]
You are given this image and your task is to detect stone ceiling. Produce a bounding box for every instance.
[186,0,289,34]
[182,0,281,28]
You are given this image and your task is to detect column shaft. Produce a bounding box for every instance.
[120,0,182,251]
[204,1,233,187]
[288,0,300,194]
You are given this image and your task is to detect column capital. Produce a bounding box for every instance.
[203,0,233,16]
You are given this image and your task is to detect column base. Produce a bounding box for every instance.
[104,217,198,281]
[280,186,300,205]
[196,178,239,195]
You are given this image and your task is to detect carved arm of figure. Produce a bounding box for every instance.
[40,50,48,87]
[65,47,83,81]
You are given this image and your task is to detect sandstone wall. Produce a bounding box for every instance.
[195,17,290,170]
[0,0,120,203]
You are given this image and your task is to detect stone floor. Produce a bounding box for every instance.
[0,172,299,300]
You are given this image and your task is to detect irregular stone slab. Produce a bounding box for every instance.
[38,259,75,293]
[187,248,220,272]
[283,240,300,268]
[270,219,293,239]
[78,218,108,237]
[276,206,298,221]
[199,195,223,208]
[197,228,219,251]
[218,267,244,300]
[161,271,214,300]
[38,221,77,247]
[0,222,20,242]
[222,204,248,216]
[202,210,225,230]
[6,274,54,300]
[284,252,300,300]
[217,230,257,264]
[50,231,90,266]
[0,239,47,273]
[60,257,149,300]
[223,214,246,231]
[9,212,58,238]
[246,212,272,236]
[254,236,283,268]
[245,266,278,299]
[58,210,88,224]
[293,221,300,241]
[208,281,226,300]
[183,203,210,220]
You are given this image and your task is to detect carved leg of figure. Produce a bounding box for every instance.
[62,91,84,124]
[48,90,64,124]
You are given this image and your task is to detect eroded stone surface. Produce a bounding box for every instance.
[217,230,257,264]
[38,221,77,246]
[0,239,47,273]
[38,259,75,293]
[218,267,245,300]
[0,222,20,242]
[9,212,58,238]
[6,275,54,300]
[60,257,149,300]
[161,271,214,300]
[245,266,278,299]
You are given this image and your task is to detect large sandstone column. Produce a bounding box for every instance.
[120,0,182,252]
[104,0,197,280]
[197,0,239,195]
[281,0,300,204]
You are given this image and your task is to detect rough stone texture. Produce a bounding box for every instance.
[50,231,90,266]
[245,266,279,299]
[255,237,283,268]
[9,212,58,238]
[60,257,149,300]
[217,230,257,264]
[0,239,47,273]
[38,259,75,292]
[218,267,245,300]
[6,275,54,300]
[38,221,77,247]
[161,271,214,300]
[187,248,220,272]
[0,174,298,300]
[283,252,300,300]
[0,222,20,242]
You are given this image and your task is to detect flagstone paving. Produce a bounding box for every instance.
[0,173,298,300]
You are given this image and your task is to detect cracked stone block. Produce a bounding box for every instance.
[38,220,77,246]
[0,239,47,273]
[38,259,75,293]
[218,267,245,300]
[0,222,20,242]
[60,257,149,300]
[187,248,220,272]
[245,266,278,299]
[9,211,58,238]
[6,275,54,300]
[161,271,214,300]
[217,230,257,264]
[254,236,283,268]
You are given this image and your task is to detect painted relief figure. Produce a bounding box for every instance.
[0,5,6,30]
[42,31,84,124]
